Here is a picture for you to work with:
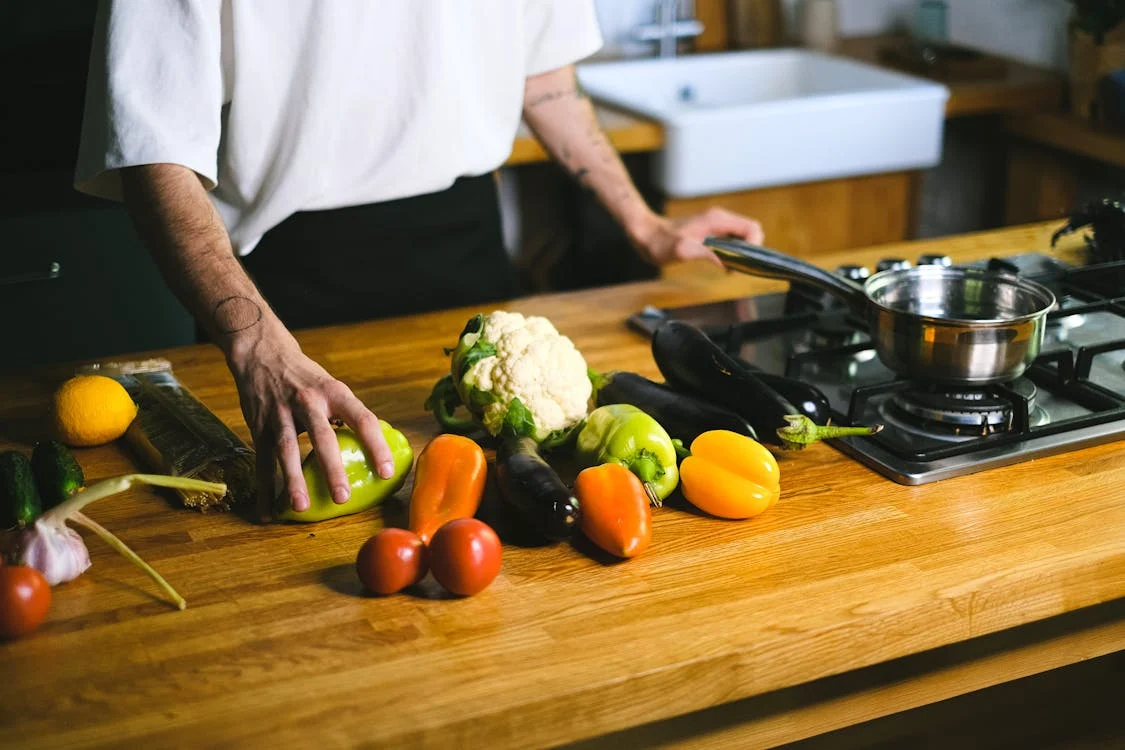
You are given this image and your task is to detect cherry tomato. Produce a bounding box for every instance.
[428,518,502,596]
[0,565,51,640]
[355,529,427,595]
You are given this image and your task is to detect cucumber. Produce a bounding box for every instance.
[31,439,85,509]
[0,451,43,528]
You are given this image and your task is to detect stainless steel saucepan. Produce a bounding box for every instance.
[704,238,1057,385]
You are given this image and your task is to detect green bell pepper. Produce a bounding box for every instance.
[575,404,679,504]
[275,422,413,523]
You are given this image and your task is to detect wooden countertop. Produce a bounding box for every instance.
[1005,111,1125,170]
[836,35,1065,118]
[3,223,1124,748]
[506,105,664,166]
[504,36,1064,166]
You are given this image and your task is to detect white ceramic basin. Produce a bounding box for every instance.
[577,50,950,198]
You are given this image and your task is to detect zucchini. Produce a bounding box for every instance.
[0,451,43,528]
[652,321,881,449]
[590,370,757,444]
[31,439,85,509]
[496,437,580,541]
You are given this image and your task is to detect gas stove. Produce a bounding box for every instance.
[630,253,1125,484]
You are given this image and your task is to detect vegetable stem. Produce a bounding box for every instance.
[587,368,609,397]
[43,474,228,525]
[424,375,478,434]
[643,482,663,509]
[70,511,187,610]
[776,415,884,450]
[630,455,661,484]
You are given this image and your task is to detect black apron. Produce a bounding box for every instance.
[240,174,520,331]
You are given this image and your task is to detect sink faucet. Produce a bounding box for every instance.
[634,0,705,58]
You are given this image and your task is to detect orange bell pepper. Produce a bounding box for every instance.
[574,462,652,558]
[679,430,780,519]
[408,434,487,544]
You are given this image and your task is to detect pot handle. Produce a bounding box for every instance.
[704,237,869,311]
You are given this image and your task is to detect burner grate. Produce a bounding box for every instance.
[833,352,1125,463]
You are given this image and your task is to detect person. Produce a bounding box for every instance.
[75,0,764,521]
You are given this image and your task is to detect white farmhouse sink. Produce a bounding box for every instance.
[577,50,950,198]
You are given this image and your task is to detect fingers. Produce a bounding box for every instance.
[296,393,351,504]
[700,207,764,245]
[254,440,277,524]
[338,395,396,480]
[676,239,726,269]
[275,415,310,512]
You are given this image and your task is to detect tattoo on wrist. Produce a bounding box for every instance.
[527,88,586,108]
[213,295,263,334]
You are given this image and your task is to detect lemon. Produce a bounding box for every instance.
[52,375,138,447]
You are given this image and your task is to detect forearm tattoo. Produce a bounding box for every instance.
[213,295,263,334]
[526,87,587,108]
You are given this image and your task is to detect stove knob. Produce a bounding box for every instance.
[917,254,953,267]
[834,264,871,282]
[876,258,912,273]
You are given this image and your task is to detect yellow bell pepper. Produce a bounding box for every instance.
[679,430,780,519]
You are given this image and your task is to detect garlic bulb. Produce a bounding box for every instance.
[15,473,225,610]
[18,519,91,585]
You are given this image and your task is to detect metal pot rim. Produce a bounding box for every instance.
[862,266,1057,327]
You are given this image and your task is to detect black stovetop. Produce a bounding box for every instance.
[629,253,1125,484]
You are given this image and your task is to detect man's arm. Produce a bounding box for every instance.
[521,65,763,267]
[119,164,396,521]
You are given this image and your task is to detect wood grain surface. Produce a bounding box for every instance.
[1005,111,1125,170]
[836,35,1065,118]
[1,222,1122,749]
[663,171,921,259]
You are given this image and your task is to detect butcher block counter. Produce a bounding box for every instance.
[2,222,1124,748]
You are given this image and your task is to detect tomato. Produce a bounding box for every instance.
[0,565,51,640]
[428,519,502,596]
[355,529,427,595]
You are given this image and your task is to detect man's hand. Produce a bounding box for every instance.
[226,321,396,521]
[120,163,393,522]
[628,208,765,268]
[521,65,765,271]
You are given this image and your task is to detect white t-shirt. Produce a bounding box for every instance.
[75,0,603,255]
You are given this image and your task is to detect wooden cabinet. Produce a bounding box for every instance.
[0,174,195,371]
[663,171,923,258]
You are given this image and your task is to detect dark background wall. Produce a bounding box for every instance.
[1,2,195,373]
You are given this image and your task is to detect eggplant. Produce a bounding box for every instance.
[591,370,757,444]
[740,367,831,425]
[496,437,580,541]
[651,321,881,449]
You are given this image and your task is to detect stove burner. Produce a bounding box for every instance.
[882,379,1045,438]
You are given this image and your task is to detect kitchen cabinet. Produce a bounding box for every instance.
[0,7,197,370]
[0,173,196,371]
[1002,112,1125,226]
[663,170,922,260]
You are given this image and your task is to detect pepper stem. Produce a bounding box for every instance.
[643,482,663,508]
[70,511,187,610]
[776,415,884,450]
[629,454,662,484]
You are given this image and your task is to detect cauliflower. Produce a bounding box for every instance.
[425,311,592,446]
